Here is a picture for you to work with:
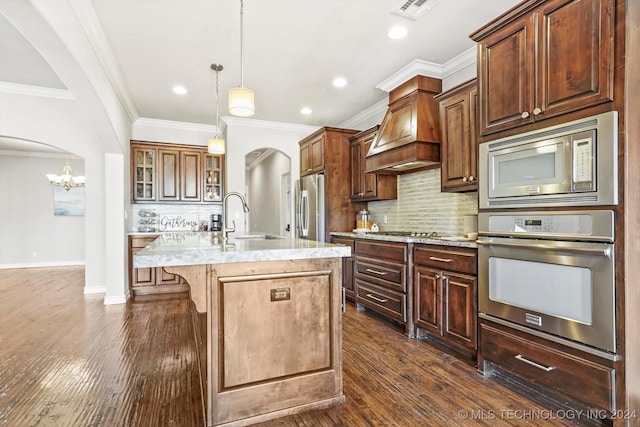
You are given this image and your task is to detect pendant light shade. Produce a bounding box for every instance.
[209,63,226,154]
[208,137,225,154]
[228,87,254,117]
[229,0,254,117]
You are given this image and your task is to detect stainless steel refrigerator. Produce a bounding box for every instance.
[295,173,325,242]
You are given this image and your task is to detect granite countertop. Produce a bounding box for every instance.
[330,231,478,249]
[133,232,351,268]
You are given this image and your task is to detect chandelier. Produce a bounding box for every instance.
[208,63,225,154]
[228,0,255,117]
[46,161,85,191]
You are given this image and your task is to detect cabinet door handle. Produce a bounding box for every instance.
[533,107,542,115]
[365,268,388,275]
[515,354,555,372]
[463,177,468,182]
[521,111,530,119]
[366,293,388,303]
[469,176,474,182]
[429,256,452,263]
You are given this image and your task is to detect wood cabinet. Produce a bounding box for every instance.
[471,0,615,136]
[298,127,365,241]
[349,126,397,201]
[354,240,412,335]
[435,79,478,192]
[131,141,223,203]
[203,154,223,202]
[299,133,325,177]
[414,245,477,360]
[479,320,616,413]
[331,236,355,301]
[128,235,188,295]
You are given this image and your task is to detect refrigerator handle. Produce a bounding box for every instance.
[300,190,309,237]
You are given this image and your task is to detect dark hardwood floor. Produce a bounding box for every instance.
[1,266,579,427]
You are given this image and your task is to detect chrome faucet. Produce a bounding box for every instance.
[222,191,250,240]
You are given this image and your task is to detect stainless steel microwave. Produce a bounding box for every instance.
[479,111,618,209]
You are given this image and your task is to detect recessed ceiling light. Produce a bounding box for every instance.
[300,107,312,115]
[388,26,408,40]
[172,85,188,95]
[332,77,347,88]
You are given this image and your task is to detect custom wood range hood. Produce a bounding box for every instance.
[365,76,442,174]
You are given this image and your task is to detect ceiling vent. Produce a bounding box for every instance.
[392,0,443,20]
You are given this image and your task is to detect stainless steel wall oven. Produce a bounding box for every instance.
[477,210,617,359]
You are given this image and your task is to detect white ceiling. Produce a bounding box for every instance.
[0,0,520,131]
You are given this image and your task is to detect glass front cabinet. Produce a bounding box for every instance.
[203,154,223,202]
[131,141,224,203]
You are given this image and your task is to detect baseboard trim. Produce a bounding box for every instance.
[104,294,128,305]
[0,261,85,269]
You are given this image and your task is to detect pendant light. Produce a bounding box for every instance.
[208,63,225,154]
[228,0,255,117]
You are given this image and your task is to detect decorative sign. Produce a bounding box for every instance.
[157,215,199,231]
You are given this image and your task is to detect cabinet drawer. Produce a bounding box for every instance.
[356,257,405,292]
[414,245,476,274]
[130,235,158,249]
[480,323,615,411]
[331,237,355,252]
[355,240,406,263]
[356,281,405,323]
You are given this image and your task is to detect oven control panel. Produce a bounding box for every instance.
[479,210,615,241]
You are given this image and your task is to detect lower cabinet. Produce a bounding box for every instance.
[354,240,411,334]
[414,244,477,359]
[330,236,355,301]
[129,235,188,295]
[479,320,616,414]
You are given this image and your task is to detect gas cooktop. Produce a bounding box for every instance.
[373,231,441,238]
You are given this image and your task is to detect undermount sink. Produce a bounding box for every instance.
[231,234,282,240]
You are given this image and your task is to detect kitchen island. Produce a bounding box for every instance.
[134,232,350,426]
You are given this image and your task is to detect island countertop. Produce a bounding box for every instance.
[133,232,351,268]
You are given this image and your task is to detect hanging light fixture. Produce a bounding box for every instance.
[208,63,225,154]
[46,161,85,191]
[228,0,255,117]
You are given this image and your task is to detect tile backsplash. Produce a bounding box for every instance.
[128,204,222,233]
[367,168,478,236]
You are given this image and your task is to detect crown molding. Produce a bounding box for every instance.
[221,116,319,134]
[376,59,444,92]
[70,0,139,123]
[0,81,75,100]
[441,47,477,79]
[134,117,218,133]
[375,46,478,93]
[339,98,388,130]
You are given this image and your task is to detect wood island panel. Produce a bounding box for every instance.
[165,257,343,426]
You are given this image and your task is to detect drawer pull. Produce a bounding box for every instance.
[365,293,388,303]
[365,268,388,276]
[428,256,452,263]
[515,354,555,372]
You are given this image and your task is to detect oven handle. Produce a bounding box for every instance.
[476,239,611,257]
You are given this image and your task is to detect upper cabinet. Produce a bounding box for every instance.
[435,79,478,192]
[131,141,223,204]
[349,126,397,201]
[299,133,325,177]
[471,0,615,136]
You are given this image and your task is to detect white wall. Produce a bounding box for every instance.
[0,154,85,266]
[247,150,290,235]
[225,118,318,235]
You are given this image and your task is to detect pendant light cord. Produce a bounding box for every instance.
[215,68,220,136]
[240,0,244,88]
